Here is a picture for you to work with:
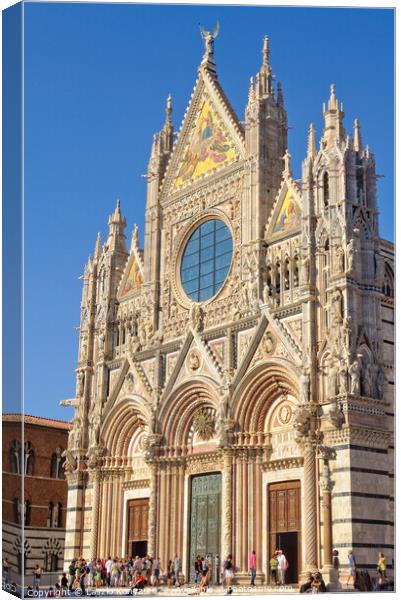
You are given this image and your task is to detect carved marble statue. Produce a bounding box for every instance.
[346,238,356,273]
[299,369,310,404]
[76,370,85,397]
[293,405,311,439]
[62,449,77,473]
[189,303,203,331]
[338,358,348,394]
[335,245,345,273]
[328,398,344,428]
[361,361,373,398]
[349,354,362,395]
[241,281,250,308]
[327,358,338,397]
[331,289,343,324]
[300,255,310,285]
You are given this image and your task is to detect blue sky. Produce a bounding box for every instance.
[21,3,394,420]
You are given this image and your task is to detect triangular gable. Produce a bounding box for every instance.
[173,98,238,188]
[162,328,224,399]
[117,249,144,300]
[160,70,245,197]
[265,179,302,241]
[103,356,153,420]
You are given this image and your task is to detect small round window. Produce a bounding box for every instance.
[180,219,233,302]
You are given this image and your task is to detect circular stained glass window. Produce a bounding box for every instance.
[180,219,233,302]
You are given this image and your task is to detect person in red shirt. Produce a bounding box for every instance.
[249,551,257,587]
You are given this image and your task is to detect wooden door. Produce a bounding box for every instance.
[269,481,301,583]
[127,498,149,555]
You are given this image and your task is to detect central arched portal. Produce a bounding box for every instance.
[188,472,222,583]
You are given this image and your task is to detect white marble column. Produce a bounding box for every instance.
[89,470,100,559]
[302,437,318,572]
[147,462,157,558]
[221,450,233,560]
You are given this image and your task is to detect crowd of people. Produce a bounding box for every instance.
[63,555,182,593]
[2,548,393,596]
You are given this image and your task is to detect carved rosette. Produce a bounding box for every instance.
[192,409,216,441]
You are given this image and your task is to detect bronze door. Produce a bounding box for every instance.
[188,473,221,583]
[127,498,149,556]
[269,481,301,583]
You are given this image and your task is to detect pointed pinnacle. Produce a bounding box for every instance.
[94,232,101,260]
[262,35,270,68]
[328,83,338,110]
[165,94,172,124]
[307,123,317,159]
[114,198,121,219]
[353,118,362,153]
[277,81,283,105]
[248,76,255,103]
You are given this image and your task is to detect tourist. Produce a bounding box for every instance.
[152,557,161,586]
[60,572,68,591]
[377,552,386,578]
[68,559,76,591]
[105,555,113,587]
[346,550,357,588]
[299,572,313,593]
[2,557,10,585]
[269,552,278,585]
[223,554,234,592]
[277,550,288,585]
[133,556,142,572]
[332,549,339,571]
[32,564,42,591]
[111,558,120,587]
[79,562,88,595]
[166,560,174,587]
[194,555,201,584]
[132,570,146,591]
[174,554,182,586]
[198,558,209,593]
[311,571,326,593]
[249,550,256,587]
[94,561,102,589]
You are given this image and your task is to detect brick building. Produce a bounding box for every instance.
[2,414,70,583]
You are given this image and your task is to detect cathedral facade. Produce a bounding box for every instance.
[63,33,394,585]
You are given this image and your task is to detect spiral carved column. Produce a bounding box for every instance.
[302,437,318,572]
[320,463,334,568]
[147,462,157,558]
[221,450,233,560]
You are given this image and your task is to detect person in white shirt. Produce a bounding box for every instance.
[105,556,113,587]
[276,550,287,585]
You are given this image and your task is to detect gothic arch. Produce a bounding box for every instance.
[231,358,299,432]
[352,212,371,239]
[383,262,394,298]
[100,396,152,459]
[159,379,220,451]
